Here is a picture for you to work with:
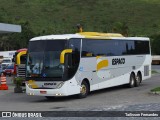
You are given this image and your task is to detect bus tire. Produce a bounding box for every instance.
[78,81,89,99]
[135,73,141,87]
[128,73,135,88]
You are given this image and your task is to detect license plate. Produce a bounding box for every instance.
[40,91,47,94]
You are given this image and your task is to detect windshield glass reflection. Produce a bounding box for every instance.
[26,40,67,78]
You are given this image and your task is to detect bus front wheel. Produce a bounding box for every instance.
[128,73,135,88]
[78,81,89,98]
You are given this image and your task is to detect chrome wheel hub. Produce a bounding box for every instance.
[80,85,87,95]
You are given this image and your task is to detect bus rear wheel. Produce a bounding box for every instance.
[128,73,135,88]
[135,73,141,87]
[78,81,89,98]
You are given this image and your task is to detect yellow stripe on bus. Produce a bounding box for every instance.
[28,80,38,89]
[97,60,109,71]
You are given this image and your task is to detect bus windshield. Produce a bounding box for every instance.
[26,40,68,78]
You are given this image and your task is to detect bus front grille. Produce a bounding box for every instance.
[17,64,26,77]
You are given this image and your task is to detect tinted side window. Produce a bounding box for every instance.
[67,38,81,79]
[134,41,150,54]
[69,38,81,52]
[82,39,127,57]
[69,39,81,63]
[82,39,150,57]
[82,39,108,57]
[123,41,135,55]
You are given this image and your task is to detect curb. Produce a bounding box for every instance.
[149,91,160,95]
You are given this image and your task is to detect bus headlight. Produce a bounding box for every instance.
[26,82,33,88]
[56,82,64,89]
[28,93,34,95]
[26,81,31,88]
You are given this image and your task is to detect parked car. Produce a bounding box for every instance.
[1,57,13,69]
[0,65,3,74]
[3,64,14,76]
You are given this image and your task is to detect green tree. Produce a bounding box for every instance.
[150,33,160,55]
[0,20,35,51]
[0,34,12,50]
[9,20,35,49]
[112,22,129,37]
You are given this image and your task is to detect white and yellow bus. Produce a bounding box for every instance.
[26,32,151,99]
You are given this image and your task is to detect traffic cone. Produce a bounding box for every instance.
[0,73,8,90]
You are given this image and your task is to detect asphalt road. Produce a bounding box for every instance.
[0,67,160,111]
[0,65,160,119]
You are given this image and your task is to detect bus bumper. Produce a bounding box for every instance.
[26,80,81,97]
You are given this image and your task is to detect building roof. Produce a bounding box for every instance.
[0,23,21,33]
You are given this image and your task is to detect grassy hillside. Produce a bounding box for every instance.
[0,0,160,36]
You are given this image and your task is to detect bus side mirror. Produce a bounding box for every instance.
[12,57,15,62]
[16,51,27,65]
[60,49,73,64]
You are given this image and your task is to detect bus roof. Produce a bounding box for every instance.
[30,32,150,41]
[30,34,83,41]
